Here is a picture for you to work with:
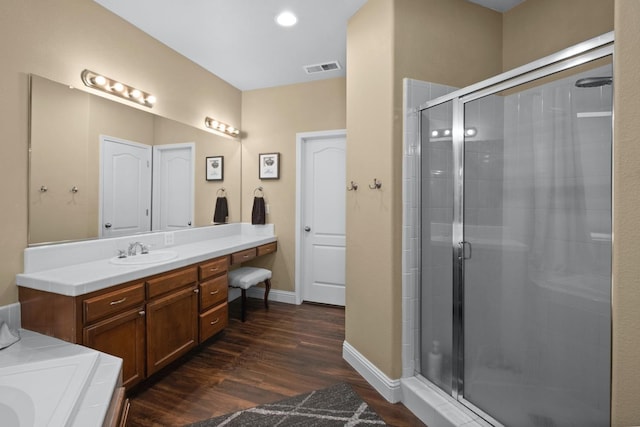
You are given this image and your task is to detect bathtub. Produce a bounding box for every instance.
[0,328,123,427]
[0,352,99,426]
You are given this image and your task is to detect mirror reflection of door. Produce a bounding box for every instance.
[152,143,195,231]
[100,136,152,238]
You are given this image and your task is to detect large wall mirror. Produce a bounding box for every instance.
[29,74,241,246]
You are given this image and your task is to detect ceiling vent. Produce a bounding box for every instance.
[303,61,342,75]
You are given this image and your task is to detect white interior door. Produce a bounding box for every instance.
[100,136,152,238]
[152,143,195,231]
[299,131,346,306]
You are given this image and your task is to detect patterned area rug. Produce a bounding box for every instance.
[186,383,388,426]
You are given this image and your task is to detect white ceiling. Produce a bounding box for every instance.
[94,0,525,91]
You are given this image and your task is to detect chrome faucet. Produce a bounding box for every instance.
[127,242,146,256]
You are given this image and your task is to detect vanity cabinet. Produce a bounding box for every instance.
[145,266,199,376]
[82,282,147,389]
[18,240,276,391]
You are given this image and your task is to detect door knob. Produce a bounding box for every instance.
[304,226,311,232]
[188,221,192,226]
[104,223,112,229]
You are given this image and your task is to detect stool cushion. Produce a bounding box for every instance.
[228,267,272,290]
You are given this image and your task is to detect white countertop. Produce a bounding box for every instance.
[17,223,276,297]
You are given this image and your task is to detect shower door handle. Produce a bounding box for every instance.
[459,241,472,260]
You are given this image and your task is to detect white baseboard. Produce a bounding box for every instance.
[342,340,402,403]
[236,287,298,305]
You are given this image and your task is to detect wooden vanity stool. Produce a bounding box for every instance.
[228,267,272,322]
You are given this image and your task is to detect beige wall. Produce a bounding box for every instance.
[240,78,347,292]
[612,1,640,424]
[503,0,614,70]
[0,0,241,305]
[346,0,396,375]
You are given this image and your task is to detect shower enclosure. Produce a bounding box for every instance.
[418,35,613,426]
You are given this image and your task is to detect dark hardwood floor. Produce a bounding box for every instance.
[126,299,426,426]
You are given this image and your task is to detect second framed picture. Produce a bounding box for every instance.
[206,156,224,181]
[259,152,280,180]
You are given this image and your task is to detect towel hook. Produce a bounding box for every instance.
[216,187,226,196]
[368,178,382,190]
[254,186,264,197]
[40,185,48,193]
[347,181,358,191]
[70,186,79,193]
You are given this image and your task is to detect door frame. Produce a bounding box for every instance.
[295,129,347,305]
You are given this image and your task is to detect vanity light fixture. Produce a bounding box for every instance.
[205,117,241,138]
[81,69,156,108]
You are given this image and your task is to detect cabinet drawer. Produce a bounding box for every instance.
[257,242,277,256]
[199,303,228,343]
[231,248,257,264]
[146,267,198,300]
[84,283,145,324]
[199,274,228,312]
[198,257,228,281]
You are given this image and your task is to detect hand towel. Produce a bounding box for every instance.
[0,320,20,350]
[213,196,229,224]
[252,196,266,225]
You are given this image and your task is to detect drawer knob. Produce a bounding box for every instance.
[243,254,249,258]
[110,297,127,306]
[139,310,145,316]
[210,290,219,295]
[210,318,219,325]
[194,289,200,294]
[210,267,219,272]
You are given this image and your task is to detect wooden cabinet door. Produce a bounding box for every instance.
[146,285,198,376]
[84,307,146,389]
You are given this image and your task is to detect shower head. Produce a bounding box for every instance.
[575,76,612,88]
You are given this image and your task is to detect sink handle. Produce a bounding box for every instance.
[117,249,127,259]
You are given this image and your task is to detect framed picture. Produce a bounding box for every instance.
[206,156,224,181]
[259,152,280,180]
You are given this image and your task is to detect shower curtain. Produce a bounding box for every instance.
[512,87,594,283]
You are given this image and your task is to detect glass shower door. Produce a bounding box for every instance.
[420,100,454,394]
[460,62,612,426]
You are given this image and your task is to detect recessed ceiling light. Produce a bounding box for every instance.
[275,11,297,27]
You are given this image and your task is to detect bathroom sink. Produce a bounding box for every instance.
[109,250,178,265]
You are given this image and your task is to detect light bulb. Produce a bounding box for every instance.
[112,82,124,92]
[443,129,451,136]
[146,95,156,104]
[94,75,107,86]
[276,11,297,27]
[131,89,142,99]
[431,130,439,137]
